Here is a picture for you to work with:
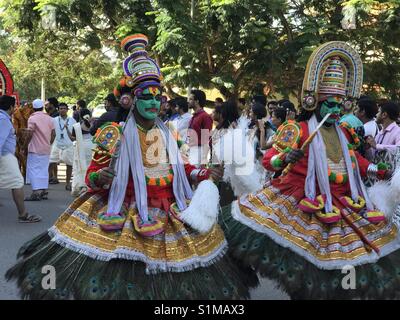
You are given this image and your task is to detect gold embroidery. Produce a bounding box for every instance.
[320,125,343,164]
[238,188,398,261]
[53,194,226,262]
[138,128,168,168]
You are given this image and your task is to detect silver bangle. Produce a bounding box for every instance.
[367,164,378,179]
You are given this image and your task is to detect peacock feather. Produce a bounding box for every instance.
[219,204,400,299]
[6,231,259,300]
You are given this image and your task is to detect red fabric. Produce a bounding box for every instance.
[262,121,372,193]
[85,151,210,202]
[85,151,110,192]
[187,109,213,147]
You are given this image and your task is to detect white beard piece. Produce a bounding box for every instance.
[180,180,220,233]
[214,116,264,197]
[368,167,400,222]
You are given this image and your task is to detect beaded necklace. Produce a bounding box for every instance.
[321,125,357,184]
[327,144,356,184]
[136,123,174,187]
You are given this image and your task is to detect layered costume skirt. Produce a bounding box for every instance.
[220,179,400,299]
[6,189,258,300]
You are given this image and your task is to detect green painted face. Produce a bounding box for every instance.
[320,97,342,124]
[136,87,162,120]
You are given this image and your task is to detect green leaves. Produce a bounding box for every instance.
[0,0,400,102]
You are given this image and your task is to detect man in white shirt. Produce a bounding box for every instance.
[172,97,192,142]
[355,97,380,138]
[49,103,76,190]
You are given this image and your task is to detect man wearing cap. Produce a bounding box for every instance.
[25,99,56,201]
[0,95,41,222]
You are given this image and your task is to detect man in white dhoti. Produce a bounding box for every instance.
[49,103,76,191]
[0,95,41,222]
[25,99,56,201]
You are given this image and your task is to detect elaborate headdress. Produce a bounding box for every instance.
[301,41,363,111]
[99,34,201,237]
[113,34,163,98]
[298,42,382,224]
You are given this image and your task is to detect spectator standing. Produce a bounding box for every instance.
[210,100,240,164]
[172,97,192,142]
[25,99,56,201]
[265,107,288,149]
[46,97,60,183]
[366,101,400,156]
[215,97,224,108]
[250,102,275,159]
[45,97,59,118]
[166,99,179,122]
[90,93,122,135]
[159,96,169,123]
[0,95,41,222]
[266,100,279,130]
[187,89,213,166]
[279,100,297,120]
[73,99,90,123]
[210,100,240,206]
[49,103,76,190]
[267,100,278,114]
[355,97,380,138]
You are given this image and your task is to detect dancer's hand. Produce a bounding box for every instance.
[209,165,224,183]
[285,149,304,164]
[97,168,115,187]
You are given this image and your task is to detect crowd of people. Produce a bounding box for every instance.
[0,96,98,222]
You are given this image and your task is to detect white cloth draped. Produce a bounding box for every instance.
[71,123,95,196]
[26,153,50,190]
[305,115,373,212]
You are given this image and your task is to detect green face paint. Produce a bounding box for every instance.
[136,87,161,120]
[320,97,342,124]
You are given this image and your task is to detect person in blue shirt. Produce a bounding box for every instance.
[0,95,41,223]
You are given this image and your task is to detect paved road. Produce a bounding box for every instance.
[0,178,288,300]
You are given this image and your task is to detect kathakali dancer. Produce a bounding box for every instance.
[6,34,257,300]
[220,41,400,299]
